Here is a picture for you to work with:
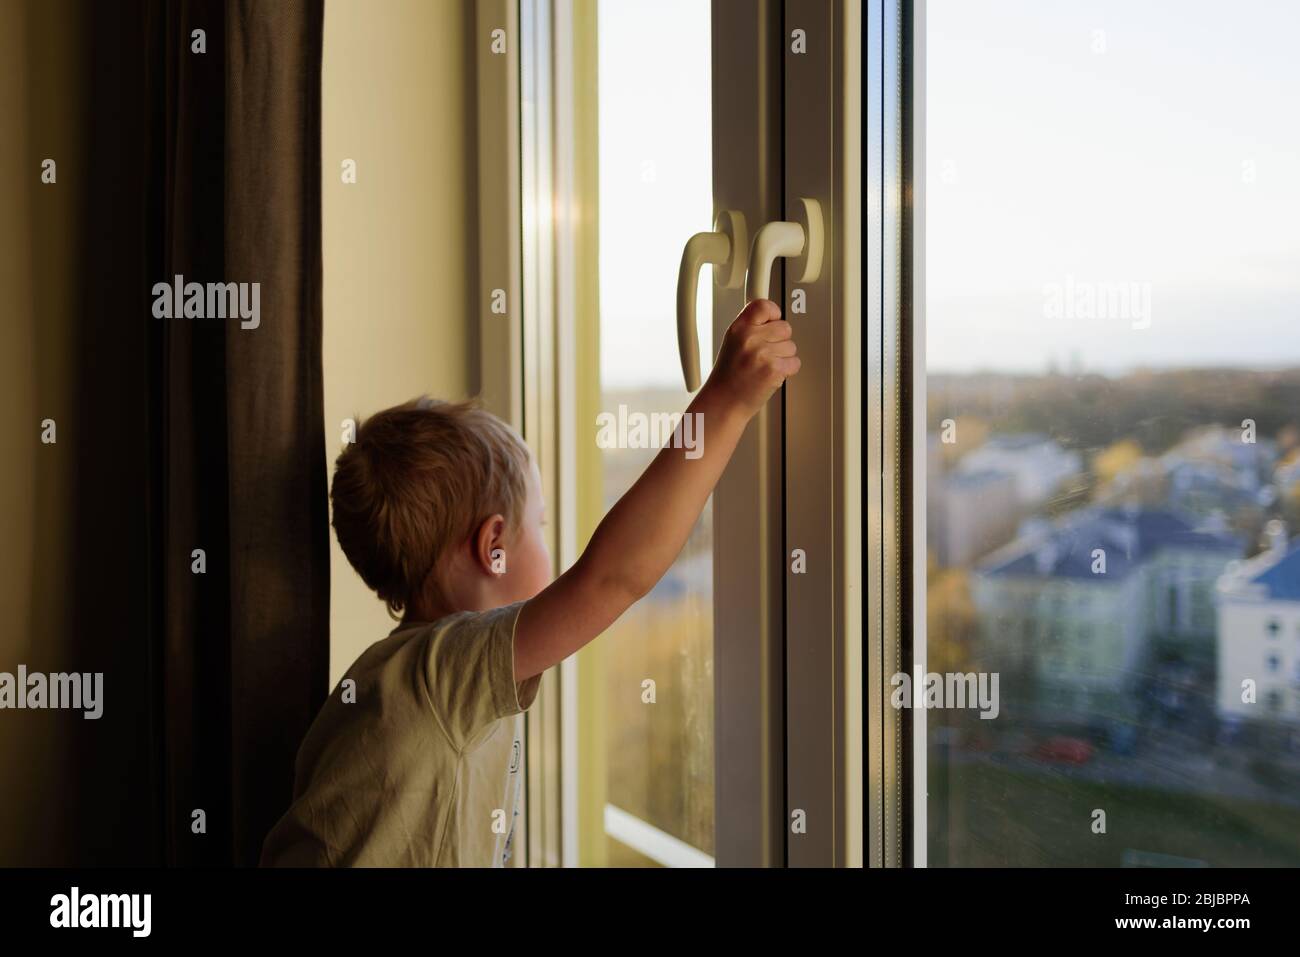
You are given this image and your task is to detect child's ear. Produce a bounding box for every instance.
[472,514,508,576]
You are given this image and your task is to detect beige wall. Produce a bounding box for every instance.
[322,0,480,683]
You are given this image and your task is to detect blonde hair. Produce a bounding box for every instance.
[330,397,531,618]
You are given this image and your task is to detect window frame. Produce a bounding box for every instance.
[868,0,918,868]
[519,0,866,868]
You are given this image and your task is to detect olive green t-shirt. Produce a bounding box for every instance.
[260,602,540,867]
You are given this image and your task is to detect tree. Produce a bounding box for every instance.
[927,562,977,674]
[1093,438,1143,486]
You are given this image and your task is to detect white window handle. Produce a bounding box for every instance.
[744,197,824,303]
[676,210,747,392]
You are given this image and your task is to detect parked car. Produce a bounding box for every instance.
[1034,736,1094,765]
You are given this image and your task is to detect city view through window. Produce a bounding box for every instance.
[926,0,1300,866]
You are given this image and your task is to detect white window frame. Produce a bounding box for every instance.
[517,0,866,868]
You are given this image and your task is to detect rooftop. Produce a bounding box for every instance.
[981,507,1241,581]
[1223,539,1300,602]
[944,469,1013,490]
[979,433,1053,452]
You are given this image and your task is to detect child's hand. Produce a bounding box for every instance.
[704,299,800,417]
[514,300,797,681]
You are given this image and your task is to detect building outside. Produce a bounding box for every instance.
[929,469,1019,567]
[973,507,1242,722]
[1167,425,1277,493]
[957,433,1082,508]
[1217,529,1300,728]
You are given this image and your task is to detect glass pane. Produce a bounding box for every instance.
[596,0,714,861]
[926,0,1300,866]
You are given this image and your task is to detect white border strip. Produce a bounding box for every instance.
[604,805,716,868]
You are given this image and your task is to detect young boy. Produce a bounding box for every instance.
[261,299,798,866]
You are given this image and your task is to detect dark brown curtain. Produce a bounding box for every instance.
[47,0,329,866]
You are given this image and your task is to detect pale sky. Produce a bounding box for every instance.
[596,0,1300,384]
[926,0,1300,374]
[598,0,712,390]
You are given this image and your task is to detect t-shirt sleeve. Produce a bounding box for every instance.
[421,601,541,751]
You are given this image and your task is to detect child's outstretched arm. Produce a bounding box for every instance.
[514,298,798,681]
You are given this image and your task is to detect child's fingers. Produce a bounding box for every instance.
[774,355,802,378]
[738,298,782,326]
[763,319,794,342]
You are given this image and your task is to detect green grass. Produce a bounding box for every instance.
[929,761,1300,867]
